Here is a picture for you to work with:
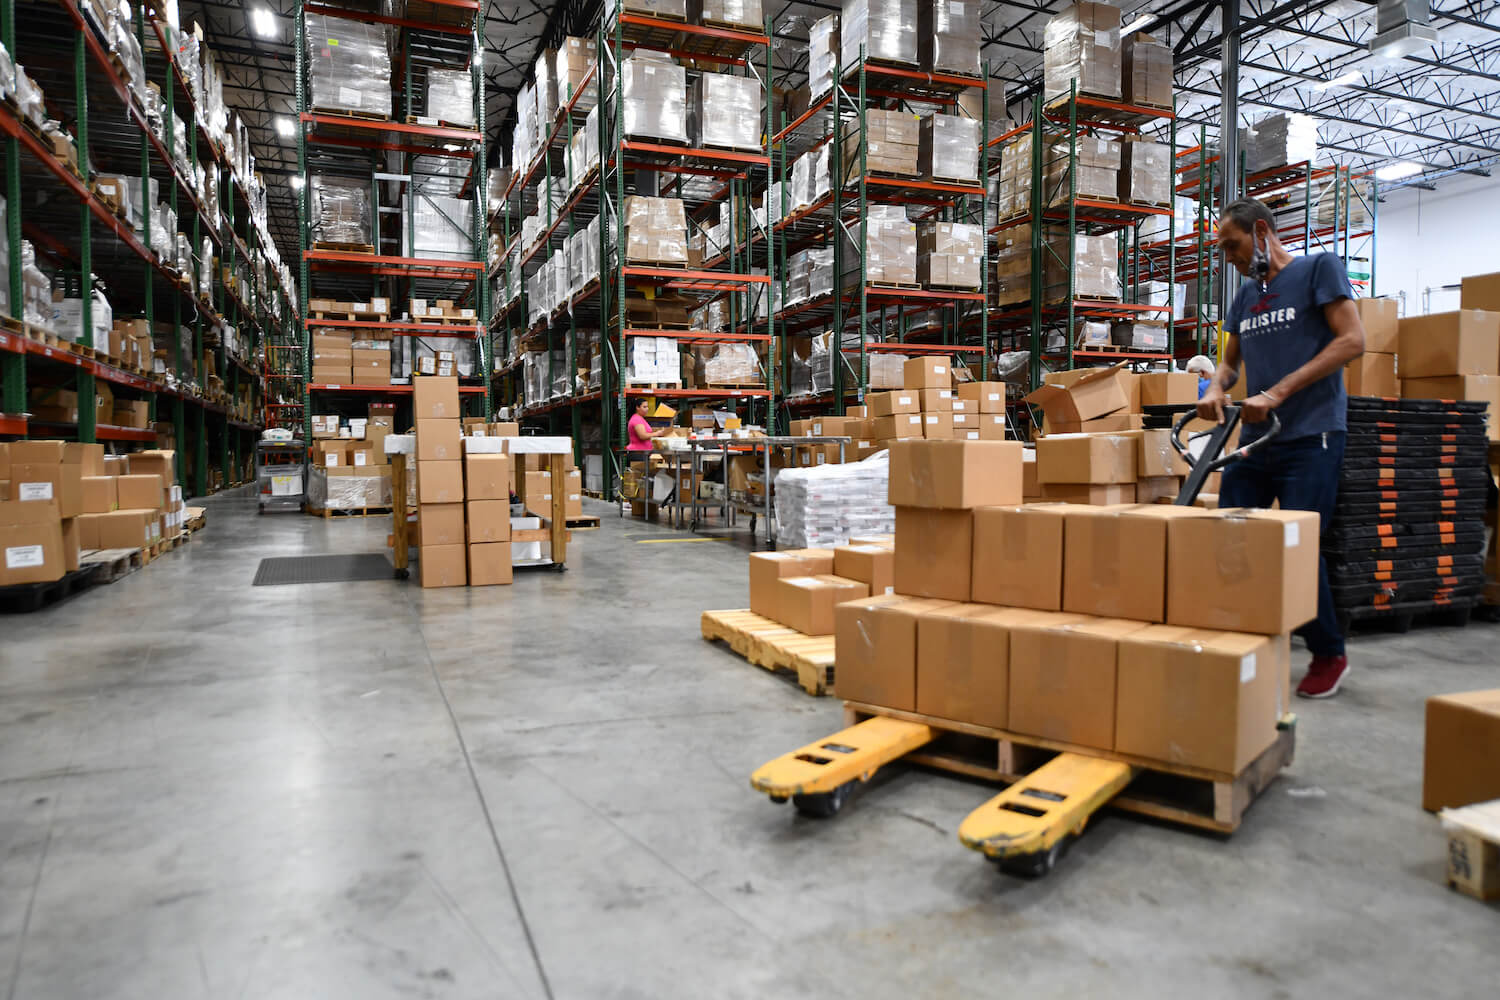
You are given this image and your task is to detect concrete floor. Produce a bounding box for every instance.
[1,488,1497,999]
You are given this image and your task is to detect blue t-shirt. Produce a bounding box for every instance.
[1223,253,1352,443]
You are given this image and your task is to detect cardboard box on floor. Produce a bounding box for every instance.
[420,543,467,588]
[0,500,65,585]
[774,574,869,635]
[887,440,1024,509]
[467,500,511,543]
[116,474,164,511]
[469,542,513,586]
[1009,616,1150,751]
[80,475,118,514]
[127,450,176,489]
[835,594,957,711]
[748,548,835,617]
[1424,690,1500,812]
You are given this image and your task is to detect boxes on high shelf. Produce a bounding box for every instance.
[835,593,957,711]
[916,222,983,291]
[917,113,980,184]
[1043,1,1123,102]
[623,195,689,265]
[1397,310,1500,378]
[1121,32,1172,109]
[916,0,981,76]
[840,109,920,178]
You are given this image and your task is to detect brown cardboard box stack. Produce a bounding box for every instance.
[916,222,983,292]
[840,108,920,178]
[351,339,393,387]
[1121,32,1172,108]
[1395,289,1500,443]
[311,328,352,384]
[413,375,468,588]
[829,437,1314,775]
[744,535,894,638]
[1344,297,1399,398]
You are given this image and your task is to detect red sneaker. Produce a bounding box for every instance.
[1297,655,1349,699]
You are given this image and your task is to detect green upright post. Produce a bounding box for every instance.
[75,33,96,443]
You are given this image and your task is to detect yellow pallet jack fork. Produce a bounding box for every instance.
[957,753,1137,876]
[750,716,934,817]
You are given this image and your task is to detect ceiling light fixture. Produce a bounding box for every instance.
[275,116,296,138]
[1375,160,1423,181]
[1314,70,1362,91]
[289,175,305,190]
[251,7,277,39]
[1122,15,1155,36]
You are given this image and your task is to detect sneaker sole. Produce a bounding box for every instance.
[1297,666,1350,699]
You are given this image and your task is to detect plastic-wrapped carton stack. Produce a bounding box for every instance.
[808,15,840,99]
[1043,1,1122,102]
[556,37,597,114]
[994,137,1030,219]
[622,196,688,264]
[403,193,474,259]
[1045,136,1120,204]
[917,222,983,291]
[304,12,392,119]
[1240,113,1319,174]
[622,51,686,143]
[1122,32,1173,108]
[311,328,352,384]
[626,337,681,383]
[841,108,920,178]
[426,69,474,126]
[700,0,763,29]
[844,205,916,288]
[841,0,918,68]
[993,223,1031,306]
[919,113,980,182]
[774,453,896,550]
[919,0,982,76]
[791,145,831,211]
[1119,138,1170,206]
[1045,233,1117,300]
[310,176,371,246]
[691,74,763,150]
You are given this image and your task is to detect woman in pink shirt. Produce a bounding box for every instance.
[627,398,664,453]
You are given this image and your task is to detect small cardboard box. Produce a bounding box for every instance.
[916,388,953,412]
[116,474,164,511]
[467,500,511,543]
[920,412,953,440]
[887,440,1024,509]
[1009,616,1150,751]
[835,594,957,711]
[1025,363,1130,425]
[1441,803,1500,902]
[418,503,466,546]
[774,574,870,635]
[416,461,465,504]
[11,463,83,518]
[419,543,467,588]
[412,374,462,419]
[957,381,1006,413]
[1138,428,1191,478]
[872,413,924,440]
[1424,690,1500,811]
[80,475,118,514]
[1115,626,1288,773]
[1397,310,1500,378]
[904,357,953,389]
[868,390,920,417]
[748,548,835,618]
[1356,296,1399,354]
[0,500,64,586]
[971,503,1067,610]
[416,419,463,462]
[1138,372,1198,407]
[833,543,895,596]
[1166,508,1321,635]
[465,454,513,500]
[93,508,156,549]
[1036,432,1137,484]
[894,507,973,602]
[469,542,513,586]
[1344,352,1398,397]
[127,450,176,489]
[917,604,1064,730]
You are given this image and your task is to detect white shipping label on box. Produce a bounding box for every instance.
[326,454,340,466]
[1285,522,1300,547]
[897,395,913,406]
[5,545,44,569]
[18,482,53,501]
[338,86,362,107]
[1240,654,1257,684]
[354,452,368,467]
[934,365,946,374]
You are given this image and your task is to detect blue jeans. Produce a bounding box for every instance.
[1220,430,1347,657]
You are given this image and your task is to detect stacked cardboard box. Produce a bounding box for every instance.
[1396,307,1500,439]
[1344,297,1400,398]
[351,340,392,387]
[1045,136,1120,205]
[841,109,920,178]
[1121,32,1172,108]
[916,222,983,291]
[842,205,916,288]
[622,196,689,266]
[464,438,513,586]
[1043,1,1122,102]
[918,113,980,183]
[413,375,467,588]
[311,328,352,384]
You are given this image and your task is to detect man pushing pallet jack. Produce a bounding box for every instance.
[751,406,1287,876]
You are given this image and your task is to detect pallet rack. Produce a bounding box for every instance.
[0,0,294,494]
[293,0,491,445]
[492,1,776,501]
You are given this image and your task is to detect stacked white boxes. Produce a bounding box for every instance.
[774,454,896,549]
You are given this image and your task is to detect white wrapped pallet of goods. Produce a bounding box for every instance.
[1239,113,1318,175]
[1119,138,1170,206]
[426,68,475,127]
[534,47,558,126]
[919,113,979,182]
[790,144,831,211]
[774,453,895,549]
[919,0,982,77]
[841,0,918,69]
[622,51,686,144]
[1043,1,1122,102]
[402,192,474,260]
[310,175,371,246]
[305,12,392,118]
[701,0,763,29]
[622,196,688,265]
[691,74,763,151]
[556,37,597,114]
[808,15,839,99]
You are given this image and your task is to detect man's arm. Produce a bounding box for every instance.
[1195,335,1241,423]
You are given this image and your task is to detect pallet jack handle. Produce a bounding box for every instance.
[1169,406,1281,506]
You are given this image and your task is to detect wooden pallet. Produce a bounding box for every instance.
[866,281,923,291]
[304,504,395,519]
[1074,343,1166,355]
[0,565,101,613]
[565,514,600,530]
[924,282,983,293]
[700,608,836,696]
[80,547,144,583]
[625,380,683,390]
[310,311,391,323]
[843,701,1297,835]
[184,507,207,533]
[405,115,477,129]
[310,106,390,122]
[312,242,376,255]
[0,313,23,333]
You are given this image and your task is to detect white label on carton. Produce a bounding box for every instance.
[18,482,53,501]
[1240,654,1257,684]
[327,454,340,467]
[962,431,979,439]
[987,392,1000,401]
[5,545,43,569]
[1285,522,1300,548]
[897,395,912,405]
[925,415,938,425]
[934,365,946,374]
[354,452,368,467]
[938,389,952,399]
[338,86,361,107]
[907,416,921,425]
[883,585,894,594]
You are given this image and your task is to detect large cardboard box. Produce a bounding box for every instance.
[418,503,466,546]
[1138,372,1198,407]
[1166,508,1321,635]
[867,390,920,417]
[116,474,164,511]
[916,605,1062,729]
[469,542,513,586]
[916,388,953,412]
[1035,433,1136,484]
[957,381,1006,413]
[1115,626,1288,774]
[872,413,924,440]
[80,475,118,514]
[10,441,67,464]
[1397,310,1500,378]
[467,500,511,543]
[416,418,463,462]
[1400,375,1500,442]
[1024,363,1129,425]
[413,375,462,419]
[1010,616,1149,751]
[887,440,1023,509]
[463,453,512,502]
[1038,482,1136,505]
[11,463,83,518]
[92,508,156,549]
[894,507,973,601]
[971,503,1067,610]
[127,450,177,489]
[774,574,869,635]
[419,543,467,588]
[416,461,465,504]
[65,443,105,477]
[748,548,835,617]
[1356,296,1399,354]
[0,501,65,585]
[1424,690,1500,811]
[1459,272,1500,313]
[1064,505,1212,622]
[834,543,895,596]
[835,594,956,711]
[1344,352,1398,397]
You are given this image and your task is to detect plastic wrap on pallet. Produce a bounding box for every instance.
[701,0,763,28]
[402,193,474,260]
[867,353,908,389]
[808,15,839,99]
[1239,113,1319,175]
[622,196,688,265]
[807,245,834,300]
[625,336,681,383]
[919,113,979,182]
[305,12,391,119]
[807,330,835,394]
[1044,135,1120,203]
[534,47,558,127]
[622,51,687,144]
[774,452,894,548]
[556,37,597,114]
[20,241,50,331]
[995,137,1031,218]
[993,221,1031,306]
[1110,320,1168,351]
[427,68,475,127]
[919,0,982,76]
[843,204,916,288]
[1043,1,1121,102]
[1140,279,1186,323]
[916,221,982,290]
[14,64,43,128]
[691,74,762,151]
[790,144,831,211]
[199,237,213,297]
[1122,33,1172,108]
[413,336,476,379]
[0,42,15,105]
[567,106,600,189]
[841,0,917,68]
[1073,319,1112,348]
[841,108,920,179]
[703,344,761,385]
[310,175,371,246]
[550,248,569,309]
[1119,139,1169,206]
[1044,232,1118,300]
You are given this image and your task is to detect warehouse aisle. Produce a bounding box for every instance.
[2,496,1498,999]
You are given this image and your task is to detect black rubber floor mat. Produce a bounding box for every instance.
[253,553,393,586]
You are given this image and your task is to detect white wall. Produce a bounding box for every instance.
[1374,172,1500,317]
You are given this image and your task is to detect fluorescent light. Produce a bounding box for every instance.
[1122,15,1154,36]
[1314,70,1362,91]
[289,175,305,190]
[250,7,277,39]
[1375,160,1423,181]
[274,116,296,138]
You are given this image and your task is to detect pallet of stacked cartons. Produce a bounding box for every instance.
[412,375,466,587]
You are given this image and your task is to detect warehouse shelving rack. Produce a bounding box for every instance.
[293,0,491,447]
[769,50,991,418]
[0,0,293,495]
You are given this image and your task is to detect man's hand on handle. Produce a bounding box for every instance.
[1196,383,1228,425]
[1240,390,1279,424]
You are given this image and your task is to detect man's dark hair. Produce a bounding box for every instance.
[1221,197,1276,236]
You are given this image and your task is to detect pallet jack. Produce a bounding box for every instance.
[751,405,1282,875]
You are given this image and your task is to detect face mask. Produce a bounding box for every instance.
[1250,227,1271,290]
